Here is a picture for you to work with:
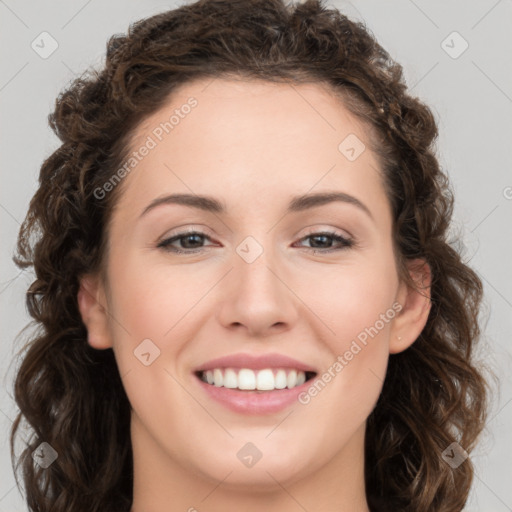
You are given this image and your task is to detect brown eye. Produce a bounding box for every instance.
[157,231,214,254]
[295,231,354,253]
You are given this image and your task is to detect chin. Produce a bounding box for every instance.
[184,437,318,490]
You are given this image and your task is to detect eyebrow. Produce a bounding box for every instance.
[139,191,373,220]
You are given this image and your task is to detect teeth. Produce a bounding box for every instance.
[256,369,274,391]
[287,369,297,388]
[200,368,309,391]
[223,368,238,388]
[275,369,288,389]
[238,369,256,390]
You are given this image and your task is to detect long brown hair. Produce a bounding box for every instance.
[10,0,492,510]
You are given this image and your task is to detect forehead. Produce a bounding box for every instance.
[131,77,369,150]
[113,77,387,222]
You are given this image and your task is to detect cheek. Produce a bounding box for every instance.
[307,253,398,345]
[300,263,395,436]
[104,251,224,384]
[302,251,397,411]
[108,252,209,338]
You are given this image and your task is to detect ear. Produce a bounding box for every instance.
[77,274,113,350]
[389,258,432,354]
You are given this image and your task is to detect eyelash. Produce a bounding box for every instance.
[156,230,355,255]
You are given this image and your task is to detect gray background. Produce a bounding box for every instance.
[1,0,511,510]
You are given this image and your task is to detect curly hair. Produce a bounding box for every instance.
[9,0,492,510]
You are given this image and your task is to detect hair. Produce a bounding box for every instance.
[9,0,493,511]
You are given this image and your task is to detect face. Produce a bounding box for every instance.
[79,77,430,491]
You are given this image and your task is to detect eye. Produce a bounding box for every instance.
[294,231,354,253]
[157,229,355,255]
[157,230,216,254]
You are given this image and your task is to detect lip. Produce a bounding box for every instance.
[193,352,318,373]
[194,375,313,415]
[192,352,317,415]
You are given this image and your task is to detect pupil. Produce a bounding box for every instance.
[312,235,330,248]
[183,234,202,248]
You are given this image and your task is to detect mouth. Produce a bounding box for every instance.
[192,352,319,413]
[194,368,317,392]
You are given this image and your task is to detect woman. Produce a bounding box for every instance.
[10,0,491,510]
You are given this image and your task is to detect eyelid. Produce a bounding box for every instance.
[299,225,353,239]
[158,225,352,244]
[156,227,218,253]
[156,225,356,255]
[293,230,355,252]
[159,224,216,240]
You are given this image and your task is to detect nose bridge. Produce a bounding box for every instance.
[234,233,284,301]
[217,232,298,335]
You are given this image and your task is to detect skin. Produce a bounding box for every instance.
[78,77,431,512]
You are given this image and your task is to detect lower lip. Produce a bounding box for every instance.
[194,374,312,415]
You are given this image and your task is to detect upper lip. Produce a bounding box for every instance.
[194,352,318,374]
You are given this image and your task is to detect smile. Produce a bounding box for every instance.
[196,367,316,391]
[193,352,319,414]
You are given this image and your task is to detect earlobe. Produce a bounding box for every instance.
[77,274,113,350]
[389,258,432,354]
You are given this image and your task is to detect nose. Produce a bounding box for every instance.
[216,243,299,337]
